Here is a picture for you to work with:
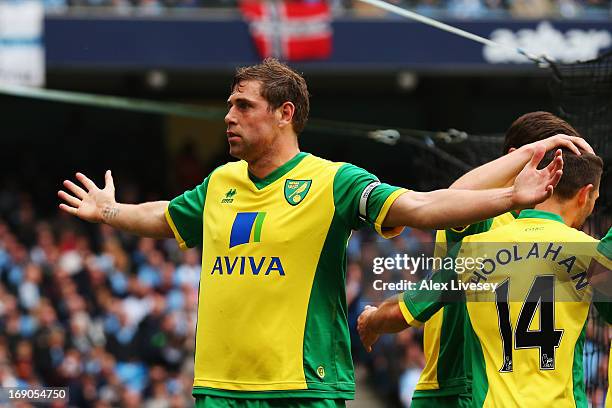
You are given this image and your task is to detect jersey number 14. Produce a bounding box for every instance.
[494,275,564,372]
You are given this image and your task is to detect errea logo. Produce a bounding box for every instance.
[221,188,237,204]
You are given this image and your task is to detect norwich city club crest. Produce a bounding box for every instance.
[284,179,312,206]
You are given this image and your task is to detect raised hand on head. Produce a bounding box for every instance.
[512,147,563,209]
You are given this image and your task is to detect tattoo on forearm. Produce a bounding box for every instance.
[102,205,119,221]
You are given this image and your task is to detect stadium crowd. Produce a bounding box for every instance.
[46,0,612,20]
[0,191,197,407]
[0,189,608,407]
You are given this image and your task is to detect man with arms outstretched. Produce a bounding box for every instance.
[59,59,569,408]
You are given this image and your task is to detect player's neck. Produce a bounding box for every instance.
[534,200,577,227]
[247,137,300,179]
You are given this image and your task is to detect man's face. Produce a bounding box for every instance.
[225,80,279,161]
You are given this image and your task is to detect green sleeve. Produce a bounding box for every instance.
[431,219,493,261]
[401,266,461,326]
[401,238,464,325]
[166,169,217,249]
[598,227,612,259]
[445,219,493,246]
[333,163,406,235]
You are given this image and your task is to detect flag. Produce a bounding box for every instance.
[240,0,332,61]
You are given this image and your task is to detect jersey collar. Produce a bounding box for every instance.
[248,152,309,190]
[517,209,565,224]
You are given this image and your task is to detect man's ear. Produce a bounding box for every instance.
[576,184,594,206]
[278,102,295,128]
[508,147,517,153]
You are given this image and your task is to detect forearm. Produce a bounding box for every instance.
[451,146,533,190]
[369,296,410,334]
[384,188,515,229]
[102,201,173,238]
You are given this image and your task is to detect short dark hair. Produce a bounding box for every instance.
[503,111,581,154]
[232,58,310,134]
[538,149,603,199]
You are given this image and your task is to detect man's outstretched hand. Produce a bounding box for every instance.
[58,170,117,224]
[512,147,563,209]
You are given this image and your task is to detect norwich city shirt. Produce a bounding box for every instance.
[400,210,612,407]
[413,212,517,399]
[166,152,406,399]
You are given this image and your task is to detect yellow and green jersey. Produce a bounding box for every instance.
[166,152,406,399]
[413,212,517,400]
[400,209,612,407]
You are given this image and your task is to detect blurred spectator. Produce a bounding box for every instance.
[19,263,42,311]
[448,0,487,18]
[510,0,555,17]
[174,248,200,289]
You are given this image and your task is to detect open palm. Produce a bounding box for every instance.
[58,171,116,223]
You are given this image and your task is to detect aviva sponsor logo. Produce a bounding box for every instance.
[214,212,285,276]
[211,256,285,276]
[229,212,266,248]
